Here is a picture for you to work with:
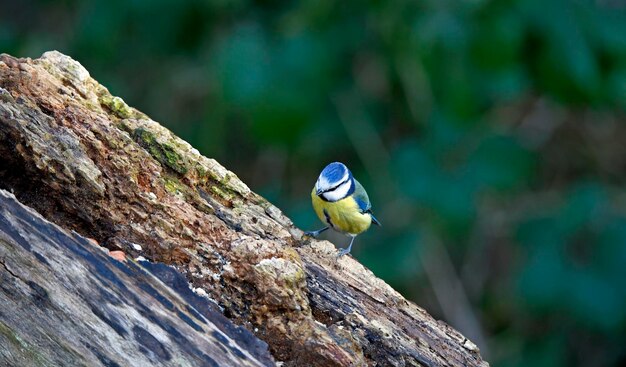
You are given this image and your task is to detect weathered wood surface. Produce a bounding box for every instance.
[0,51,489,367]
[0,189,274,367]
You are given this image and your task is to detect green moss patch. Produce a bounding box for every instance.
[132,128,188,175]
[99,95,133,119]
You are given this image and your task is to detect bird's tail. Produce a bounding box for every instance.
[371,214,381,226]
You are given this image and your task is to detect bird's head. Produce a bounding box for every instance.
[314,162,355,202]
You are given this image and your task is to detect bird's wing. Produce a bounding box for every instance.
[354,179,381,226]
[353,179,372,213]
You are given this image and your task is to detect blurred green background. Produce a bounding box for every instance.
[3,0,626,365]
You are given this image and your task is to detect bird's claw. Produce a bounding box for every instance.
[304,227,329,238]
[336,247,352,258]
[336,236,355,258]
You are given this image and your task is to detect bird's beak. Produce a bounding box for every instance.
[315,181,323,196]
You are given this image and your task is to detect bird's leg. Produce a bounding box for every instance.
[304,226,329,237]
[337,236,356,257]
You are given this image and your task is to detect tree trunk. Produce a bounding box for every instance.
[0,51,489,367]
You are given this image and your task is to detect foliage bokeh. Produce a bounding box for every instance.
[3,0,626,365]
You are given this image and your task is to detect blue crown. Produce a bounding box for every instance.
[321,162,351,184]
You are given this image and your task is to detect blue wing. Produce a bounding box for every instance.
[353,180,371,211]
[353,179,381,226]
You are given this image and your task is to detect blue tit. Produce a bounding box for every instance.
[305,162,380,257]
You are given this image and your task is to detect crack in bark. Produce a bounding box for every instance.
[0,257,19,279]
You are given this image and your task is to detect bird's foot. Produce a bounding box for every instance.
[336,247,352,258]
[304,227,329,238]
[336,236,356,258]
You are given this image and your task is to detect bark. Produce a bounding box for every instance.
[0,189,274,367]
[0,51,489,367]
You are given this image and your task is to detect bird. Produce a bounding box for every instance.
[305,162,380,257]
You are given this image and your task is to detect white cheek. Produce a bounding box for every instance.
[339,170,349,185]
[323,181,351,202]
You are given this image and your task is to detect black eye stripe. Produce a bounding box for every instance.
[320,176,350,194]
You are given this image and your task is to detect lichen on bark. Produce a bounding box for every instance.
[0,51,489,367]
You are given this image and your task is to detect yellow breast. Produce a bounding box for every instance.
[311,188,372,235]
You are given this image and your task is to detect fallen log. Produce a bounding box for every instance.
[0,189,274,367]
[0,51,488,367]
